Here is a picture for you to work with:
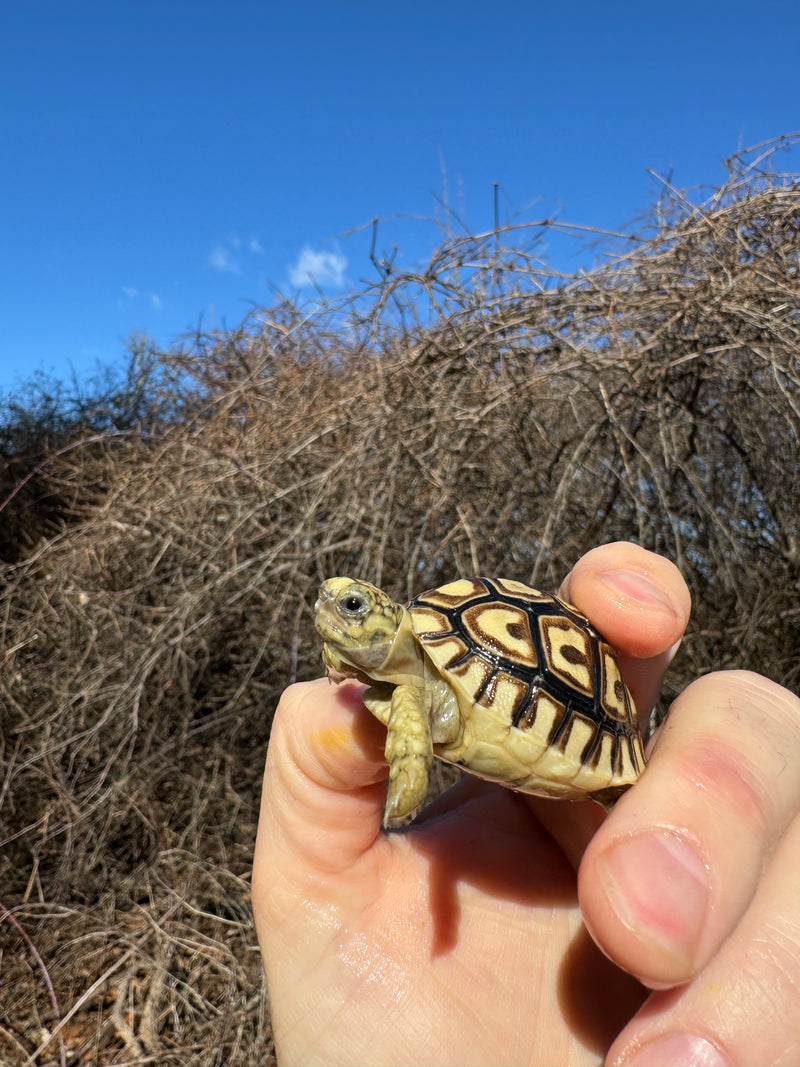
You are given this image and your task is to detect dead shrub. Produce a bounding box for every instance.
[1,135,799,1063]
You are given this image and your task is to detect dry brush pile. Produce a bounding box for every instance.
[1,137,799,1064]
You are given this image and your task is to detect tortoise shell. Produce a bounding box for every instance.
[408,576,645,800]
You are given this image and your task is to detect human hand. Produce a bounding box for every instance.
[577,669,800,1065]
[252,542,687,1065]
[252,543,798,1065]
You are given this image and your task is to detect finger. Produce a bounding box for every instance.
[579,671,800,989]
[532,543,691,869]
[560,541,691,722]
[608,812,800,1066]
[253,678,388,888]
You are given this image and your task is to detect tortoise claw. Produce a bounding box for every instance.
[382,761,429,826]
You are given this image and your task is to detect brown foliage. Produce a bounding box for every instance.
[1,137,799,1063]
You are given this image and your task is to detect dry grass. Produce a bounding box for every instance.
[1,135,799,1063]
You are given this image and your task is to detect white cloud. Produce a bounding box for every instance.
[289,245,348,289]
[119,287,162,312]
[209,246,242,274]
[208,233,265,274]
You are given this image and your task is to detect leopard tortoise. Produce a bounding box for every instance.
[314,575,645,825]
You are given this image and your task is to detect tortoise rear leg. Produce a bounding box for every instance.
[383,684,433,825]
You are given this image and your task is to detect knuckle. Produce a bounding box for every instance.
[657,670,800,836]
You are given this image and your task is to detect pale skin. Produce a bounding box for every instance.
[253,542,800,1066]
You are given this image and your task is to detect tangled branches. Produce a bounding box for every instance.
[1,136,799,1063]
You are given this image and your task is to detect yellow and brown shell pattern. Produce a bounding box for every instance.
[408,577,645,787]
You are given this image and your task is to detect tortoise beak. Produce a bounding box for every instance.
[314,582,346,643]
[314,581,334,611]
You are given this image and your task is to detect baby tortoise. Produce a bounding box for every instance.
[314,575,645,825]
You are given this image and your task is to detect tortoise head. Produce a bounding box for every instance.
[314,577,424,687]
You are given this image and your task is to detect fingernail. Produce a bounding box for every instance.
[596,830,710,974]
[598,569,682,617]
[623,1033,728,1066]
[665,636,684,664]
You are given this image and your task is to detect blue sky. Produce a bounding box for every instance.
[2,0,799,396]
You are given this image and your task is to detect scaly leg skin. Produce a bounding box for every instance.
[383,684,433,825]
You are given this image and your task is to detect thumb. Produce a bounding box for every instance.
[254,678,388,888]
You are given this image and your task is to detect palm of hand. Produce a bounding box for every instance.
[260,754,643,1067]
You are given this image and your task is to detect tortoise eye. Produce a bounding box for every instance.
[340,591,368,616]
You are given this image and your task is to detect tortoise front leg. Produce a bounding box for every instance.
[383,684,433,825]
